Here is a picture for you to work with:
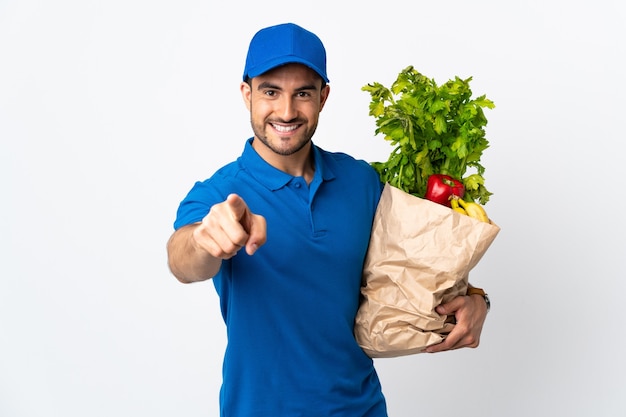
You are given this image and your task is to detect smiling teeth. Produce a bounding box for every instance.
[273,124,297,132]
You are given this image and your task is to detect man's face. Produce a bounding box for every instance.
[241,63,330,158]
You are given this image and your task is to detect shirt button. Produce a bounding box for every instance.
[294,182,301,188]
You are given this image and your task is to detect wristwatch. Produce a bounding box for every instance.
[466,286,491,313]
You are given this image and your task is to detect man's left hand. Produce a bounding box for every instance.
[424,294,488,353]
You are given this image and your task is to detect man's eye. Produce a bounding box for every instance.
[264,90,276,96]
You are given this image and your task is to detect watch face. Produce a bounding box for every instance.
[484,294,491,312]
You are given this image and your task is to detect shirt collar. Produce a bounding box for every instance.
[240,138,336,191]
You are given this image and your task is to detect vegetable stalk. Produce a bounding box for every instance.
[363,66,495,205]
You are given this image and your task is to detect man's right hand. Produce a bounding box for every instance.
[167,194,267,283]
[193,194,267,259]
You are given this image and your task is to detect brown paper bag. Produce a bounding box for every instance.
[354,183,500,358]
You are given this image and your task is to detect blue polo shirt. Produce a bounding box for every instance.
[174,138,387,417]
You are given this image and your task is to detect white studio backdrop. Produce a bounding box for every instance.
[1,1,625,416]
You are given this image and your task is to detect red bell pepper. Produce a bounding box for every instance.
[425,174,465,207]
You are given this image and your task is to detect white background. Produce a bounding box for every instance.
[1,1,625,416]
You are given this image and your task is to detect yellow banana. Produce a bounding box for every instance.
[450,198,467,215]
[457,199,490,223]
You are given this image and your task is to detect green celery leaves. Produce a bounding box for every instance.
[363,66,495,204]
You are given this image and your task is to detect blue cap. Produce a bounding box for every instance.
[243,23,329,83]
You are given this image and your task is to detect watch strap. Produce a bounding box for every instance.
[467,285,491,312]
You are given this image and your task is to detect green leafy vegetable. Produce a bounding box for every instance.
[363,65,495,205]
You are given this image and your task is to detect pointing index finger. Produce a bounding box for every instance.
[226,193,247,222]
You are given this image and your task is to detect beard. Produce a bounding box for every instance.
[250,117,318,156]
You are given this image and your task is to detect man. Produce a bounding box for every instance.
[167,22,489,417]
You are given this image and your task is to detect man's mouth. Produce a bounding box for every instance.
[271,123,299,133]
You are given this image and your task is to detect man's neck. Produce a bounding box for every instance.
[252,139,315,183]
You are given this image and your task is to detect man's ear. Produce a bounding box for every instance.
[319,84,330,112]
[240,81,252,110]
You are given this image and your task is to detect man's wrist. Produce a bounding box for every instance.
[466,285,491,313]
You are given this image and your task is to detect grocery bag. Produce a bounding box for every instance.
[354,183,500,358]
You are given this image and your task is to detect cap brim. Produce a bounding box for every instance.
[245,57,329,83]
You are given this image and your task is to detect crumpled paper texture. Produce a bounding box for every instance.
[354,183,500,358]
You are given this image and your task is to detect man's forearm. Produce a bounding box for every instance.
[166,224,222,283]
